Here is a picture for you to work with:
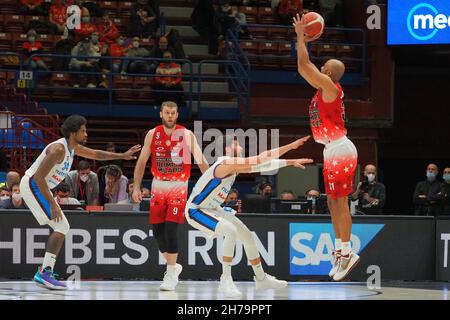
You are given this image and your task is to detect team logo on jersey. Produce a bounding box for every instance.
[165,140,171,147]
[156,147,165,152]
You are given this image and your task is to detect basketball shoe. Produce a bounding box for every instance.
[333,252,360,281]
[33,266,67,290]
[160,263,183,291]
[328,250,341,278]
[218,275,242,298]
[254,273,287,291]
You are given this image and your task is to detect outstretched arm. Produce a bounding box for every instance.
[74,144,141,161]
[215,136,312,178]
[293,14,337,95]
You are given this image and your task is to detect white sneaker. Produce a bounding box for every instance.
[73,84,79,88]
[218,275,242,298]
[160,263,183,291]
[87,83,96,88]
[328,250,342,278]
[333,252,360,281]
[254,273,287,291]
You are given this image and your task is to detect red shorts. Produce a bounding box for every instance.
[150,180,188,224]
[323,137,358,199]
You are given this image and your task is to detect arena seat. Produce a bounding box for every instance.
[239,7,258,24]
[99,1,119,18]
[12,33,28,51]
[247,25,268,39]
[117,1,133,18]
[268,27,288,40]
[37,34,54,53]
[336,44,357,58]
[257,7,277,25]
[112,18,128,35]
[0,0,19,16]
[4,15,25,33]
[240,41,260,66]
[0,32,13,51]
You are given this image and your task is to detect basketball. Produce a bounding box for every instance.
[303,12,325,40]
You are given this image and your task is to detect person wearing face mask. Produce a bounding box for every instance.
[0,183,28,209]
[64,160,99,205]
[436,167,450,216]
[22,29,49,72]
[413,163,442,216]
[0,186,11,202]
[121,37,151,74]
[54,182,81,205]
[108,36,127,74]
[153,50,184,106]
[351,164,386,215]
[48,0,68,35]
[305,188,322,214]
[69,35,101,88]
[74,7,98,42]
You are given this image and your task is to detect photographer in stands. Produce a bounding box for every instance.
[351,164,386,215]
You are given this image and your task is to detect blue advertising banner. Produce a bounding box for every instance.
[388,0,450,45]
[289,223,385,275]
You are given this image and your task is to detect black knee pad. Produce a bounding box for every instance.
[152,223,167,253]
[165,222,179,254]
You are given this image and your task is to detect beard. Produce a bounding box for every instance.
[162,118,176,129]
[76,137,87,145]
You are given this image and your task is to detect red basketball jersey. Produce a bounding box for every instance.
[150,124,191,182]
[309,83,347,145]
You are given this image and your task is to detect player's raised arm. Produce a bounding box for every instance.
[215,136,312,178]
[132,129,154,203]
[185,130,209,173]
[293,14,336,95]
[74,143,141,161]
[33,144,66,222]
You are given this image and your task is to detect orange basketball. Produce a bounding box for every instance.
[303,12,325,40]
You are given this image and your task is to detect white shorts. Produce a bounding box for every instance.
[184,203,237,237]
[20,175,68,230]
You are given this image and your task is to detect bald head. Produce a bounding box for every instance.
[322,59,345,83]
[364,164,377,174]
[7,171,20,188]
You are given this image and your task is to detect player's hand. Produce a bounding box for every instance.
[292,13,305,37]
[290,158,314,169]
[122,144,141,160]
[50,202,63,223]
[290,135,311,149]
[132,189,143,203]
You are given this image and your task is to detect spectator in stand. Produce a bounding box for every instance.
[0,186,11,201]
[121,36,151,74]
[153,50,184,107]
[90,30,109,87]
[22,29,49,73]
[278,0,303,25]
[223,188,242,213]
[151,36,175,59]
[165,29,187,61]
[280,190,296,201]
[48,0,68,35]
[75,7,98,42]
[0,183,28,209]
[65,160,100,205]
[108,36,127,73]
[191,0,221,55]
[217,2,252,39]
[258,182,273,199]
[437,167,450,215]
[19,0,47,16]
[103,165,129,204]
[413,163,442,216]
[351,164,386,215]
[53,29,76,71]
[131,0,158,38]
[54,182,81,205]
[74,0,104,18]
[319,0,344,27]
[97,142,123,169]
[0,171,21,190]
[69,35,101,88]
[97,14,120,45]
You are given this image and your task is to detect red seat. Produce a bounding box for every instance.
[140,37,154,51]
[260,41,280,68]
[260,41,278,55]
[336,45,357,58]
[324,29,346,43]
[12,33,28,51]
[0,32,13,51]
[4,15,25,33]
[258,7,277,25]
[268,27,288,40]
[278,42,293,56]
[51,73,71,86]
[0,0,19,15]
[37,34,54,53]
[134,76,153,88]
[248,26,268,39]
[117,2,133,18]
[240,41,260,67]
[99,1,119,17]
[239,7,258,24]
[113,75,133,88]
[112,18,128,35]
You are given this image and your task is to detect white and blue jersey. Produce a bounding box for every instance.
[20,138,74,225]
[185,156,237,234]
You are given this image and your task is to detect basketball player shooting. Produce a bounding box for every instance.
[20,115,141,290]
[293,13,360,281]
[132,101,209,292]
[185,135,313,297]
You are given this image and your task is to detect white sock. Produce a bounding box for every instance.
[341,242,351,256]
[335,238,342,252]
[222,261,232,277]
[252,263,265,281]
[42,252,57,271]
[166,264,176,276]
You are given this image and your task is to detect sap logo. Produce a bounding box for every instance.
[289,223,384,275]
[408,3,450,40]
